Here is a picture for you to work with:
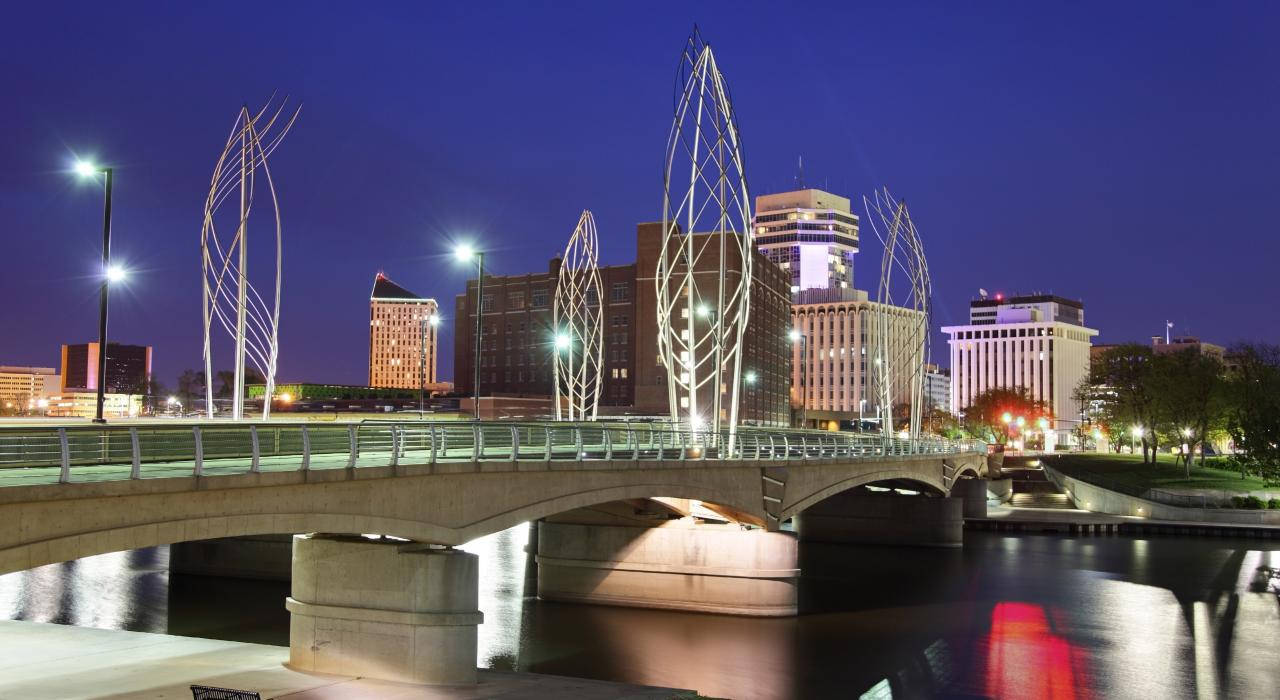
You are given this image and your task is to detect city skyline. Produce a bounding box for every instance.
[3,2,1277,388]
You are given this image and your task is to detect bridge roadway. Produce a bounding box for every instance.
[0,419,984,576]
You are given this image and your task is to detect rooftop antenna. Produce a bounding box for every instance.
[1166,320,1173,345]
[797,155,805,189]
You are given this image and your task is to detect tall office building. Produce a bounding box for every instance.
[752,188,859,293]
[943,294,1097,447]
[0,366,57,413]
[60,342,151,393]
[369,274,439,389]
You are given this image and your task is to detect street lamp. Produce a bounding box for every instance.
[789,329,807,428]
[1131,425,1143,455]
[74,159,117,424]
[419,312,441,413]
[455,244,484,419]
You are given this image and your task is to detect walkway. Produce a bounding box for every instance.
[0,620,686,699]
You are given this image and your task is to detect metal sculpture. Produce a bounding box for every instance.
[655,28,753,449]
[200,96,300,419]
[864,188,931,439]
[553,210,604,421]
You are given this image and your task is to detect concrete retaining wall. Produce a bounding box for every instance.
[537,520,799,616]
[1045,465,1280,525]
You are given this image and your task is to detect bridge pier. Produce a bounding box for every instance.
[950,478,991,518]
[795,491,964,547]
[285,534,482,685]
[537,514,799,616]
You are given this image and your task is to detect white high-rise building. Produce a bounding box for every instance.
[943,294,1097,447]
[753,188,858,294]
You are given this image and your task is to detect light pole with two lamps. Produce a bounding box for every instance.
[75,160,125,424]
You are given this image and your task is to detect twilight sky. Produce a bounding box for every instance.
[2,1,1277,388]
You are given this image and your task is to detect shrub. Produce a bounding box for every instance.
[1230,495,1266,509]
[1269,498,1280,510]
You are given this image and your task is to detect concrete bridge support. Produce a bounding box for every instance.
[796,492,964,548]
[537,513,799,617]
[285,534,482,685]
[950,478,991,518]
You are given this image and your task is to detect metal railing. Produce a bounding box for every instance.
[0,421,984,485]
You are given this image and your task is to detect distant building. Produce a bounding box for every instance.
[752,188,859,294]
[943,293,1098,447]
[369,274,439,390]
[45,391,141,419]
[1151,335,1225,361]
[923,364,950,412]
[0,366,57,414]
[788,287,923,429]
[60,342,151,393]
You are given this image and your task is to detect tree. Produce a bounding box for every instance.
[1089,344,1160,463]
[1225,343,1280,481]
[964,387,1050,445]
[176,369,206,412]
[1149,349,1226,477]
[215,367,265,398]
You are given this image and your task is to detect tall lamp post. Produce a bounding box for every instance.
[75,160,122,424]
[420,313,441,413]
[455,245,484,419]
[789,329,807,429]
[554,332,572,420]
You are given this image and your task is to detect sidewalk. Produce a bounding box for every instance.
[0,620,687,700]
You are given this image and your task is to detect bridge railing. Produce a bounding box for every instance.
[0,421,984,484]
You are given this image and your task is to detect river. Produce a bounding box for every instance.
[2,527,1278,699]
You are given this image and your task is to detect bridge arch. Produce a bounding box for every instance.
[779,468,948,522]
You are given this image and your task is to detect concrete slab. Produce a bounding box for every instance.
[0,620,686,700]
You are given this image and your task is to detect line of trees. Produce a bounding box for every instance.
[1075,343,1280,480]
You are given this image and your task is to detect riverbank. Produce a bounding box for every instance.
[0,619,688,700]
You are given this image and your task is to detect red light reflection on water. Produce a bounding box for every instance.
[981,602,1092,700]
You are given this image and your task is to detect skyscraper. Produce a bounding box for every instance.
[369,274,439,390]
[752,188,859,294]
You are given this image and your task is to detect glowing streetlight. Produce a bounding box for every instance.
[72,157,116,423]
[1037,417,1049,430]
[696,304,710,318]
[1182,427,1192,438]
[555,333,571,350]
[1015,416,1026,428]
[1001,412,1012,424]
[744,370,757,385]
[428,314,441,327]
[788,329,801,342]
[105,264,127,283]
[453,243,485,419]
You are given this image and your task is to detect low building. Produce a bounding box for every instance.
[1152,335,1225,361]
[60,342,152,393]
[943,293,1098,448]
[0,366,57,414]
[923,364,950,412]
[45,392,141,419]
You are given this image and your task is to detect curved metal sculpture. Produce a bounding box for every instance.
[553,210,604,421]
[656,29,753,448]
[864,188,931,439]
[200,96,300,419]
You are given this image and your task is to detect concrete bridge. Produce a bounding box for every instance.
[0,420,987,685]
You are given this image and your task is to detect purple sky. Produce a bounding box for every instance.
[2,1,1277,388]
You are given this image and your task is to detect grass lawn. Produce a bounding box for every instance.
[1046,452,1270,494]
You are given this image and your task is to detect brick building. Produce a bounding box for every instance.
[453,223,791,426]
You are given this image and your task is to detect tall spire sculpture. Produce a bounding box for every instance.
[553,210,604,421]
[200,96,300,419]
[655,28,753,451]
[864,188,931,439]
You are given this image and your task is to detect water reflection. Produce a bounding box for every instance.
[1,532,1277,699]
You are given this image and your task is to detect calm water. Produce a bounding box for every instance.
[3,528,1279,699]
